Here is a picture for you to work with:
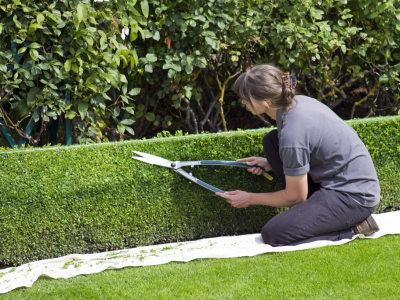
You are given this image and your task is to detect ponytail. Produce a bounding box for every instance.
[234,65,297,112]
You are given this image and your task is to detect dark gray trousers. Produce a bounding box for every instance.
[261,130,377,246]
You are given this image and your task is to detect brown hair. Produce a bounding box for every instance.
[234,64,296,112]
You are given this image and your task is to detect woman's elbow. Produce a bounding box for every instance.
[285,192,308,207]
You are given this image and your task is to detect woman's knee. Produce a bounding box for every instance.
[263,130,278,148]
[263,130,278,158]
[261,219,289,247]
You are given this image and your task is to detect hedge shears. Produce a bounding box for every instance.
[132,151,272,194]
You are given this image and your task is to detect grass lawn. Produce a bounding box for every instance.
[1,234,399,299]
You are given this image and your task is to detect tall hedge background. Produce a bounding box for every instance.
[1,0,400,146]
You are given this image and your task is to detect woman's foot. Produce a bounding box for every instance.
[352,215,380,236]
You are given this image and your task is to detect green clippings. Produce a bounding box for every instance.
[0,117,399,267]
[161,246,175,251]
[62,262,73,269]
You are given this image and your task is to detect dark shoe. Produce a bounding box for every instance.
[352,215,380,236]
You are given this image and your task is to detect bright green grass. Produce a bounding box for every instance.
[1,235,400,299]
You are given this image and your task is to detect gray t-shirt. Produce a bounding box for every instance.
[276,95,380,207]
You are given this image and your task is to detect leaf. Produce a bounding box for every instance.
[121,95,129,104]
[185,65,193,74]
[47,111,57,118]
[117,123,126,134]
[87,84,98,92]
[29,43,42,49]
[126,107,135,114]
[379,74,389,83]
[18,101,28,117]
[76,4,87,24]
[72,64,79,73]
[120,119,135,125]
[114,105,120,117]
[168,69,176,78]
[38,63,50,70]
[26,80,35,87]
[286,36,295,48]
[100,36,107,49]
[145,112,155,122]
[172,63,182,72]
[130,31,138,42]
[27,87,41,107]
[195,93,201,102]
[64,60,72,72]
[66,110,76,119]
[141,0,149,18]
[17,47,27,55]
[163,63,173,69]
[37,13,45,25]
[146,53,157,62]
[370,12,379,19]
[73,13,80,30]
[122,83,128,95]
[128,88,141,96]
[33,111,40,122]
[78,102,88,119]
[114,55,120,67]
[183,86,192,99]
[153,31,160,41]
[28,23,43,32]
[107,69,120,89]
[205,37,214,46]
[125,126,135,135]
[120,74,127,83]
[30,49,39,61]
[145,64,153,73]
[132,50,139,66]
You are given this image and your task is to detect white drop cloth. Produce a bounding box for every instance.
[1,211,399,294]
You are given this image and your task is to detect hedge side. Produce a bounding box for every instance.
[1,116,400,266]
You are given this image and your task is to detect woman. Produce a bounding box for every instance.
[216,64,380,246]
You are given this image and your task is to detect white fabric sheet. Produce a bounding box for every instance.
[1,211,399,294]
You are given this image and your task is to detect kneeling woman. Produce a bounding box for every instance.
[216,64,380,246]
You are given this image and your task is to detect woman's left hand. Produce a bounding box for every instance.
[215,190,251,208]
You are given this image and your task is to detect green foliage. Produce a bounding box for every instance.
[1,0,400,145]
[0,116,399,267]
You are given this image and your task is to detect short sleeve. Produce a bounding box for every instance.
[279,147,310,176]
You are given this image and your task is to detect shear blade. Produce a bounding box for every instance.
[132,151,173,168]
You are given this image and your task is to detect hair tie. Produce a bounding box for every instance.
[281,73,297,90]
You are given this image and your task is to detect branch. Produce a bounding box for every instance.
[216,72,241,132]
[196,100,215,132]
[190,109,199,134]
[200,71,220,128]
[350,81,380,119]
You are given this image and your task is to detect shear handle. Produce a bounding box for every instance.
[174,168,225,194]
[177,160,266,172]
[200,160,266,171]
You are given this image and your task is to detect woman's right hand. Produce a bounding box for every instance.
[236,157,272,175]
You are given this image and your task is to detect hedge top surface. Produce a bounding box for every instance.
[1,116,399,155]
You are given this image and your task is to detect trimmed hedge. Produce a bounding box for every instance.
[1,116,400,266]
